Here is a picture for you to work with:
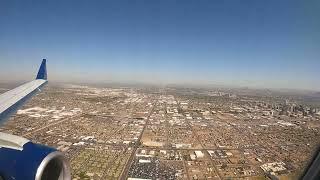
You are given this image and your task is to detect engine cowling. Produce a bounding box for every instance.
[0,133,71,180]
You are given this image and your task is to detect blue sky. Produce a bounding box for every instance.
[0,0,319,90]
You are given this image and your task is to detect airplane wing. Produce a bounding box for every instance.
[0,59,70,180]
[300,145,320,180]
[0,59,47,125]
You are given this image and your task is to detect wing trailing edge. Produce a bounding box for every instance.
[0,59,48,125]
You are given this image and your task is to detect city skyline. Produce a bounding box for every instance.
[0,0,320,90]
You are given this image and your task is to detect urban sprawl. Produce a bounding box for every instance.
[0,84,319,180]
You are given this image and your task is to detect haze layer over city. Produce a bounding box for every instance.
[1,0,320,180]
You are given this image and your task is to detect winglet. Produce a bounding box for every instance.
[36,59,47,80]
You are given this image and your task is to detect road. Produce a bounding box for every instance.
[119,99,158,180]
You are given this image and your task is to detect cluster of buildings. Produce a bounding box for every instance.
[0,85,319,180]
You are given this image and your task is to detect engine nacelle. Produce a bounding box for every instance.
[0,133,71,180]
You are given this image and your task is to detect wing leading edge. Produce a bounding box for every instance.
[0,59,48,125]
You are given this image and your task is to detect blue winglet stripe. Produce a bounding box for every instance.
[36,59,47,80]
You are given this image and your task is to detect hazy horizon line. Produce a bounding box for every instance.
[0,79,319,93]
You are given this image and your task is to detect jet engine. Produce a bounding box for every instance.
[0,132,71,180]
